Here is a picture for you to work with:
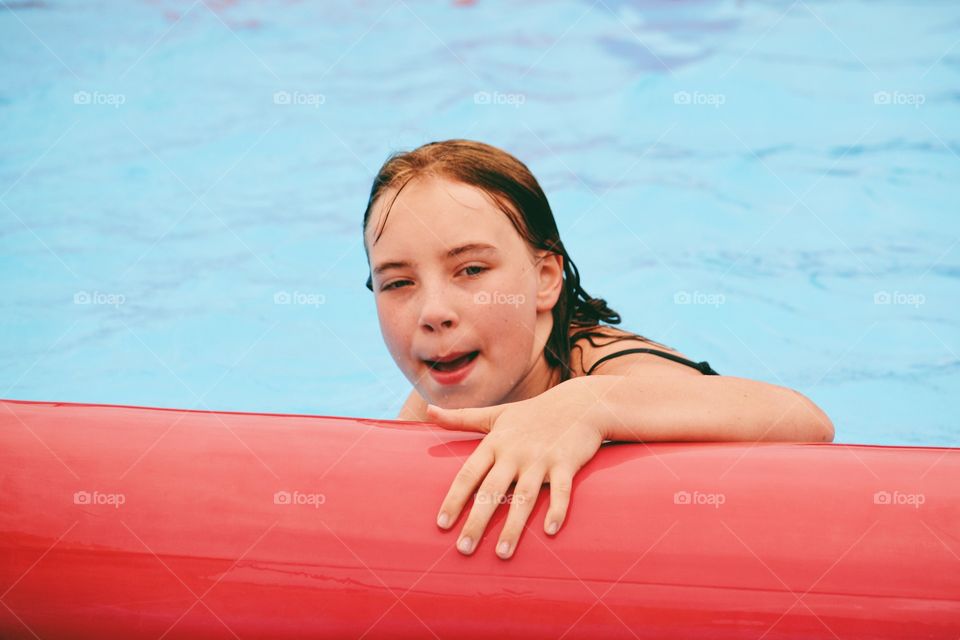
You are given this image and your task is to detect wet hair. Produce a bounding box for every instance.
[361,139,668,383]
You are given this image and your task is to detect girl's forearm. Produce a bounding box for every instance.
[562,374,834,443]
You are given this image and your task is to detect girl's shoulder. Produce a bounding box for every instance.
[567,325,702,378]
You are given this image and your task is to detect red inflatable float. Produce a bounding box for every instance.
[1,398,958,638]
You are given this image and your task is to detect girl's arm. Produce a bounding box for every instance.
[428,370,833,559]
[397,388,428,421]
[566,373,835,443]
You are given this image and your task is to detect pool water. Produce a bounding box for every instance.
[1,0,957,445]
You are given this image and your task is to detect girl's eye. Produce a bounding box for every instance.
[461,265,487,277]
[380,266,487,291]
[381,280,411,291]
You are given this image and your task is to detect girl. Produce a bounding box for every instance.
[362,139,834,561]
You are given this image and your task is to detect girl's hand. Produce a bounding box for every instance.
[426,382,604,559]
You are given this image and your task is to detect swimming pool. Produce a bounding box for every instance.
[1,0,957,445]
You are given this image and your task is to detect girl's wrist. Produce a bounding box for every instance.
[553,375,618,441]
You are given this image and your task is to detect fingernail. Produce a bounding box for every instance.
[437,512,449,528]
[547,521,559,535]
[497,541,512,558]
[457,536,474,554]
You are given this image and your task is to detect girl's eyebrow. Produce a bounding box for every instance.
[373,243,499,275]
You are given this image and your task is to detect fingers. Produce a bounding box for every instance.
[440,459,578,557]
[545,466,575,536]
[427,405,494,433]
[495,467,545,559]
[436,444,494,530]
[454,461,517,555]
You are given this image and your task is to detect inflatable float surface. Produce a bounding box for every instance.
[1,399,958,639]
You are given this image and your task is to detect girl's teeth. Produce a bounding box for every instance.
[432,351,477,371]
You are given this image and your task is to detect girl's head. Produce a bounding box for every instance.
[362,139,620,409]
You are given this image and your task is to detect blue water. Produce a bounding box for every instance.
[1,1,957,446]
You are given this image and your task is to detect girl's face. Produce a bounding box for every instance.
[365,176,564,409]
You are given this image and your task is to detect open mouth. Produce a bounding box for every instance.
[425,351,480,372]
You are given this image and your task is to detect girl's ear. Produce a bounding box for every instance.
[535,252,564,312]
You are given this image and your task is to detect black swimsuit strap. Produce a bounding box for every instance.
[585,348,720,376]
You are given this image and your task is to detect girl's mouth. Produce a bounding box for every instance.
[426,351,480,372]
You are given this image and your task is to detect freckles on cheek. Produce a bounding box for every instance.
[488,313,531,355]
[487,309,521,337]
[377,305,409,358]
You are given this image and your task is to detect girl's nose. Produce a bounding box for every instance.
[418,290,459,332]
